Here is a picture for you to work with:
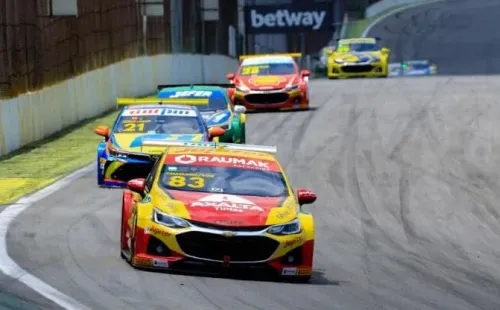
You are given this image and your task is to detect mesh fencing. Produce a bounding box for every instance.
[0,0,239,99]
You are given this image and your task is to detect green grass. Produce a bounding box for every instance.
[344,3,412,38]
[0,109,119,204]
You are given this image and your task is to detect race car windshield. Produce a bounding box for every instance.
[192,96,227,112]
[114,115,203,134]
[239,63,296,76]
[159,165,288,197]
[339,43,379,52]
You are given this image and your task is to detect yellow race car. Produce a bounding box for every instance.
[327,37,390,79]
[120,141,317,282]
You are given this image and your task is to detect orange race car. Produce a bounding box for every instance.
[226,53,310,112]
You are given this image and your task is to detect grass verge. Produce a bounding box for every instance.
[0,109,119,205]
[344,3,412,38]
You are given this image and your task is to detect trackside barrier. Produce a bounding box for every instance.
[0,54,238,156]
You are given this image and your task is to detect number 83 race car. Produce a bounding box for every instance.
[120,141,317,282]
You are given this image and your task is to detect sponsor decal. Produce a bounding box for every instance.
[284,237,304,248]
[281,267,297,276]
[153,259,169,268]
[141,195,152,203]
[191,194,264,213]
[133,256,153,266]
[297,268,312,276]
[122,108,197,117]
[171,154,273,171]
[144,226,171,237]
[244,3,333,34]
[99,158,106,170]
[222,231,235,237]
[168,90,213,98]
[248,76,285,86]
[214,219,244,226]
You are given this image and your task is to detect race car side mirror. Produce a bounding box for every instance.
[94,125,110,138]
[381,47,390,54]
[234,105,246,114]
[301,69,310,77]
[127,178,146,193]
[226,73,235,80]
[209,126,226,137]
[297,188,317,205]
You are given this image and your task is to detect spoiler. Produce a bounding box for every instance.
[116,97,209,106]
[157,84,235,91]
[140,140,277,154]
[239,53,302,60]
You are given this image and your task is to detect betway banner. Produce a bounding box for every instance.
[244,2,334,34]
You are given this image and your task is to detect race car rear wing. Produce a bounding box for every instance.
[238,53,302,61]
[157,83,235,91]
[140,140,277,154]
[116,97,209,106]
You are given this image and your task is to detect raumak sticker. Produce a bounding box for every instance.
[167,154,278,171]
[190,194,264,213]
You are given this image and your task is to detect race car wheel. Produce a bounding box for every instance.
[241,124,246,143]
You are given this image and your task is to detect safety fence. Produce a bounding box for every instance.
[0,0,241,99]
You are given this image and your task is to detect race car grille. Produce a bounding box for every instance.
[110,162,154,181]
[341,65,374,73]
[244,93,289,105]
[188,220,268,232]
[176,232,279,262]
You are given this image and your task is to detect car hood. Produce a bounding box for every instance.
[110,133,206,154]
[235,74,299,90]
[333,51,382,63]
[200,110,232,127]
[159,190,298,226]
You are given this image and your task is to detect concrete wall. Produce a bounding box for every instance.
[0,54,238,156]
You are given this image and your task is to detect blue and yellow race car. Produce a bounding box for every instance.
[157,84,247,143]
[93,99,226,188]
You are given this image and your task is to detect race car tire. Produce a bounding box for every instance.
[241,124,246,144]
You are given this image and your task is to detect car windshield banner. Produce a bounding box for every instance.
[244,1,334,34]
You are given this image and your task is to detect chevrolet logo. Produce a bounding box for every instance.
[222,231,234,237]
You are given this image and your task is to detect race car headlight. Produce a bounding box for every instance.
[334,58,344,64]
[108,145,128,159]
[371,57,381,62]
[236,85,250,92]
[153,208,190,228]
[267,219,301,235]
[285,84,299,91]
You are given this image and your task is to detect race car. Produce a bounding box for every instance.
[120,141,317,282]
[326,37,390,79]
[388,60,437,77]
[226,53,310,112]
[156,84,246,143]
[93,100,226,188]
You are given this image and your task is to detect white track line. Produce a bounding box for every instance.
[362,0,447,37]
[0,164,93,310]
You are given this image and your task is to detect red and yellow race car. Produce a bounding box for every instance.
[120,141,317,282]
[226,53,310,112]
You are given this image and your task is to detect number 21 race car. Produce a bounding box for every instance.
[120,141,317,282]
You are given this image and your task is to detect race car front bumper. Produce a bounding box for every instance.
[97,150,157,188]
[328,62,387,78]
[232,88,308,112]
[126,220,314,280]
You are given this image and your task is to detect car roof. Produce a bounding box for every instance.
[241,56,295,66]
[164,146,278,161]
[124,104,196,110]
[159,85,226,92]
[338,37,377,44]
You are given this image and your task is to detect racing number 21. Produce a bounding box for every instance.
[167,176,204,189]
[123,123,145,132]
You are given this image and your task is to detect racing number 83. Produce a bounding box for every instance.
[167,176,205,189]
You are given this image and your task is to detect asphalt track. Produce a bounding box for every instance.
[4,0,500,309]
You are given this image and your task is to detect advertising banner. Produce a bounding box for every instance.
[244,1,334,34]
